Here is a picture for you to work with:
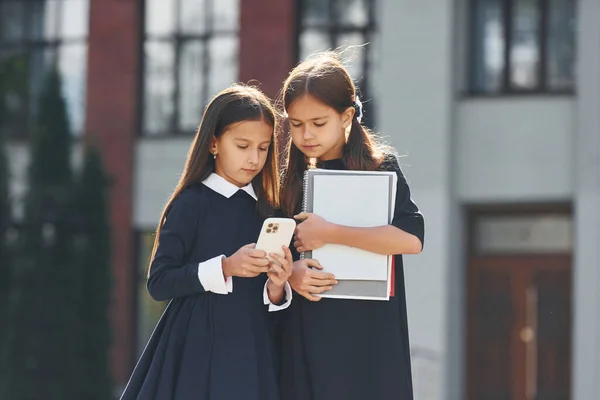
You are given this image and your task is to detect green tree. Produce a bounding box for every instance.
[1,67,78,399]
[71,141,113,399]
[0,53,17,392]
[0,109,11,367]
[0,51,21,327]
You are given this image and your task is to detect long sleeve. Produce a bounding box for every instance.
[384,155,425,248]
[262,280,293,312]
[147,190,207,301]
[198,255,233,294]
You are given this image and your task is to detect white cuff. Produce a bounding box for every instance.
[198,255,233,295]
[263,280,292,312]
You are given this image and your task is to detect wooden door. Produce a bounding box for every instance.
[467,255,572,400]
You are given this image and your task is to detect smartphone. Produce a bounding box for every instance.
[255,217,296,261]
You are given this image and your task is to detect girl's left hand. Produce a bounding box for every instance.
[293,212,333,253]
[266,246,293,287]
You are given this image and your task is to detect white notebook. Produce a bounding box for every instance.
[300,168,397,300]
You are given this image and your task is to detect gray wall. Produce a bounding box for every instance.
[572,0,600,399]
[457,98,574,201]
[376,1,456,397]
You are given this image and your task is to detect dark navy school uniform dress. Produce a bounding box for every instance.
[121,173,292,400]
[278,155,425,400]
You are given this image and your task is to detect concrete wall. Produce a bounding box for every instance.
[457,98,574,202]
[572,1,600,399]
[376,1,456,398]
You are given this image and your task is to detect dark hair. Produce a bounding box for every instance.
[279,51,390,216]
[148,84,279,275]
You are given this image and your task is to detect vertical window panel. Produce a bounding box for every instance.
[337,33,367,83]
[208,35,238,99]
[144,41,175,135]
[471,0,505,93]
[213,0,240,31]
[0,2,26,41]
[29,0,61,41]
[301,0,331,26]
[60,0,89,39]
[368,31,382,95]
[179,0,207,34]
[546,0,576,90]
[145,0,175,36]
[510,0,541,90]
[58,43,87,134]
[178,41,205,132]
[335,0,369,27]
[299,30,331,60]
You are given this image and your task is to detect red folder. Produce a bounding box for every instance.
[389,256,395,297]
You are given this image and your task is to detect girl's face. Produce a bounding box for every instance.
[287,95,354,161]
[211,119,273,187]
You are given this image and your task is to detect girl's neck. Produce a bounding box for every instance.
[317,143,343,162]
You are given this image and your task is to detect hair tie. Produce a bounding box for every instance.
[353,96,363,123]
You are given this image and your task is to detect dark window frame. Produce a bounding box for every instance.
[467,0,576,96]
[295,0,377,127]
[0,0,89,139]
[141,0,240,137]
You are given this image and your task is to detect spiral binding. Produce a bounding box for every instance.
[299,169,309,260]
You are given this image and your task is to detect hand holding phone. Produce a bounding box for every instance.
[255,218,296,262]
[222,244,271,278]
[266,246,293,288]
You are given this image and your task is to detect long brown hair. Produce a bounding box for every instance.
[148,84,279,276]
[279,51,391,216]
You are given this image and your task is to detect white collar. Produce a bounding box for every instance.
[202,173,258,201]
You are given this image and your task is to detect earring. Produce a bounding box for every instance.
[213,151,217,159]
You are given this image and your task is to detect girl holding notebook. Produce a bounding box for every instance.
[120,85,293,400]
[278,52,425,400]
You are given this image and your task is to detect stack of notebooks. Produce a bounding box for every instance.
[300,168,397,301]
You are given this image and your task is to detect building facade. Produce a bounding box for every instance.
[3,0,599,399]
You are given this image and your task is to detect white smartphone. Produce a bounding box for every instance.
[255,217,296,261]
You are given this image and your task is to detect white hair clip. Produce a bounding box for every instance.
[354,96,363,123]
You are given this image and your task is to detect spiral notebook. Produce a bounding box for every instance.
[300,168,397,301]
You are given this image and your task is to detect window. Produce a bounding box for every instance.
[297,0,377,125]
[0,0,90,137]
[475,214,572,254]
[469,0,576,94]
[136,230,167,356]
[143,0,240,136]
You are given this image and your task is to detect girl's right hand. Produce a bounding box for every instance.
[222,243,271,278]
[289,259,338,302]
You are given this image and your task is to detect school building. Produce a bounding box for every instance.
[3,0,599,398]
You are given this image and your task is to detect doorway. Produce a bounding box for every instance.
[466,210,572,400]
